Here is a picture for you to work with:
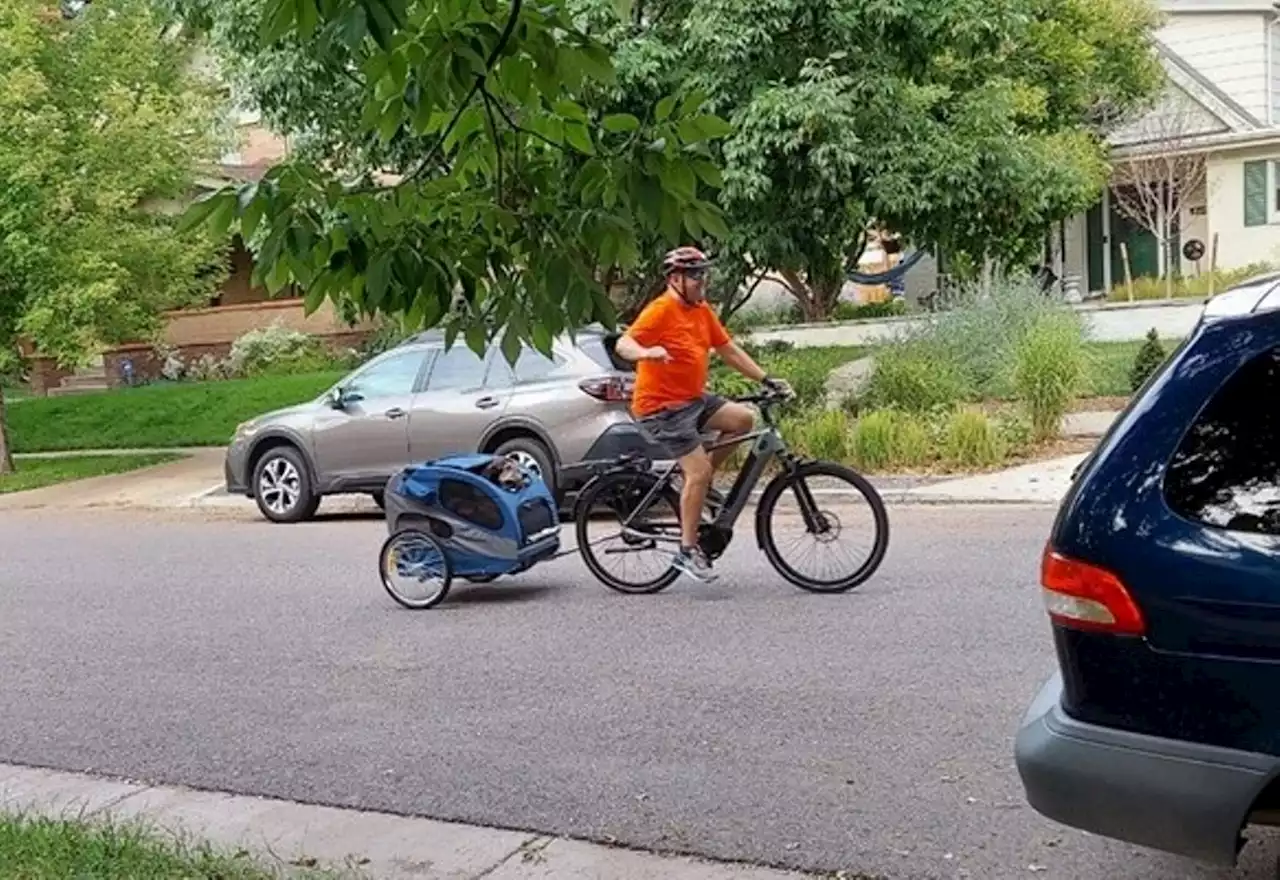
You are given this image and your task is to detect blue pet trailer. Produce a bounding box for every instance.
[378,453,562,609]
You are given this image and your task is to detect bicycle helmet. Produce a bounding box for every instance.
[661,246,712,276]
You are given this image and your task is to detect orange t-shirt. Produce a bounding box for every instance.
[624,291,731,418]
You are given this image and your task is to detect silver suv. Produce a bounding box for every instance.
[223,327,661,523]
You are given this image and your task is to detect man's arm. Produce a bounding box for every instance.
[714,340,767,382]
[616,333,670,363]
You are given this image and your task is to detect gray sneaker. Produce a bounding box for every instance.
[673,547,719,583]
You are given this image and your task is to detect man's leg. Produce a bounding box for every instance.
[678,446,714,550]
[702,400,756,470]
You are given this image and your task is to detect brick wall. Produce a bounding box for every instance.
[162,298,374,347]
[27,322,375,396]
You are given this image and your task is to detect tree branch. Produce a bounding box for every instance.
[403,0,524,186]
[481,87,504,205]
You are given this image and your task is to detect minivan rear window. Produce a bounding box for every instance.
[1165,346,1280,534]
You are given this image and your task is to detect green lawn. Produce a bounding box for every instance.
[0,814,334,879]
[0,453,182,494]
[6,371,342,453]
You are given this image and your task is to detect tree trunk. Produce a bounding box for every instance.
[778,268,830,322]
[0,383,13,476]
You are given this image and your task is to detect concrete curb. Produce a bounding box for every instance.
[0,762,819,880]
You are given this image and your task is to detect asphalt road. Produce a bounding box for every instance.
[1,504,1276,880]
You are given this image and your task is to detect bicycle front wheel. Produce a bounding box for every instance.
[576,471,683,595]
[756,461,889,593]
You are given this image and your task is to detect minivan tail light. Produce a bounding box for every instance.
[1040,547,1145,636]
[579,376,631,402]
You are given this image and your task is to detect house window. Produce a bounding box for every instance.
[1242,160,1280,226]
[1273,161,1280,218]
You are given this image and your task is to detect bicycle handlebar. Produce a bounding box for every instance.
[730,386,797,408]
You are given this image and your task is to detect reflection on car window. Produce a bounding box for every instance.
[427,344,488,391]
[1166,347,1280,534]
[347,349,426,399]
[488,346,565,388]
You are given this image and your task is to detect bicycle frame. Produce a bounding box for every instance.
[616,404,807,543]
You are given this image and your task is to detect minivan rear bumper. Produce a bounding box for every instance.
[1015,673,1277,866]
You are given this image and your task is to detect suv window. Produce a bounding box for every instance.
[425,344,489,392]
[1165,346,1280,533]
[580,334,631,372]
[488,346,564,386]
[346,348,427,399]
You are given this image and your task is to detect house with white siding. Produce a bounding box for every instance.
[1059,0,1280,295]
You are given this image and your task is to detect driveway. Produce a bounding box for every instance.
[0,505,1274,879]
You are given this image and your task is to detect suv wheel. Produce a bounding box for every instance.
[252,446,320,523]
[495,436,557,498]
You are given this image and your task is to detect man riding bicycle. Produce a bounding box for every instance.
[615,246,792,582]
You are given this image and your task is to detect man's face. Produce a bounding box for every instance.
[671,268,708,304]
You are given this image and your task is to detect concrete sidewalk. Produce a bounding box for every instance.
[0,448,226,512]
[900,453,1089,506]
[0,762,821,880]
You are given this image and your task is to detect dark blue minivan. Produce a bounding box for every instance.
[1017,274,1280,866]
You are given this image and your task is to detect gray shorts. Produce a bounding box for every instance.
[636,394,728,459]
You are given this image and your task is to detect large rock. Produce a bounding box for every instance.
[824,355,875,410]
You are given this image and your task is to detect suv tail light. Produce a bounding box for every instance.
[1040,546,1145,636]
[579,376,632,402]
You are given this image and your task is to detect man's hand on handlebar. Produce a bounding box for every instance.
[762,375,795,400]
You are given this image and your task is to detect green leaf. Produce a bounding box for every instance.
[655,95,676,122]
[260,0,297,44]
[500,324,522,366]
[692,160,724,189]
[568,44,615,85]
[658,160,696,199]
[696,204,731,240]
[303,279,329,314]
[554,99,588,122]
[378,100,402,143]
[465,322,487,357]
[295,0,319,38]
[679,89,709,118]
[177,191,232,235]
[531,321,552,356]
[602,113,640,133]
[564,122,595,156]
[240,200,266,241]
[208,196,238,239]
[367,251,393,306]
[683,207,702,239]
[688,114,734,140]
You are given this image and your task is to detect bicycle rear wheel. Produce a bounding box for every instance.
[576,471,683,595]
[756,461,889,593]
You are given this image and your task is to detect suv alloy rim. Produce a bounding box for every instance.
[259,457,301,515]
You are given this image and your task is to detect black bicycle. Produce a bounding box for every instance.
[572,387,890,594]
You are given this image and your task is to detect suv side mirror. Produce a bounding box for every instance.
[328,387,347,409]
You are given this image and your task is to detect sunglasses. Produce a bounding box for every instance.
[681,267,709,281]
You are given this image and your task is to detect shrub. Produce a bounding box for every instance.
[863,342,968,412]
[359,319,413,360]
[1106,262,1275,302]
[225,321,329,378]
[850,409,898,471]
[864,274,1075,411]
[942,408,1006,469]
[892,411,932,468]
[1129,328,1167,392]
[831,299,908,321]
[710,345,864,409]
[792,407,851,462]
[1012,311,1088,441]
